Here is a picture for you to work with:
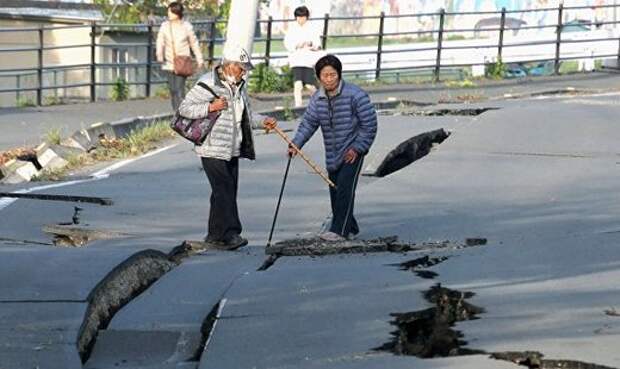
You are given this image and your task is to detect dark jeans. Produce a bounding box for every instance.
[201,157,242,242]
[328,156,364,237]
[167,71,187,111]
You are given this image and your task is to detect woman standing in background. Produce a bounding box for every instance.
[156,2,204,110]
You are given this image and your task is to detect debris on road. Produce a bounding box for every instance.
[43,224,130,247]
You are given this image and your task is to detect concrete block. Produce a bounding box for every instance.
[62,129,93,152]
[85,122,117,143]
[0,159,39,184]
[36,143,66,171]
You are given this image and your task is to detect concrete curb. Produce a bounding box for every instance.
[0,114,174,185]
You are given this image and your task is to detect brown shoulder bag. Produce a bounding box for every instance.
[169,22,194,77]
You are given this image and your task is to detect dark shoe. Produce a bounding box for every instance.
[223,234,248,250]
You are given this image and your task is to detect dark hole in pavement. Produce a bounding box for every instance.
[393,255,450,280]
[368,129,451,178]
[375,282,617,368]
[491,351,619,369]
[376,284,485,358]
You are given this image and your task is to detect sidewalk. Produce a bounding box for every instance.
[1,71,620,152]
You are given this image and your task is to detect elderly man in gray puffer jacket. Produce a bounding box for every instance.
[179,46,275,250]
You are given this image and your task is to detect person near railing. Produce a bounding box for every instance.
[178,45,276,250]
[156,1,204,110]
[284,6,324,108]
[264,55,378,242]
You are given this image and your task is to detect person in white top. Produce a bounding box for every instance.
[284,6,323,107]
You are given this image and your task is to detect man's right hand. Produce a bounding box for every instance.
[208,98,228,112]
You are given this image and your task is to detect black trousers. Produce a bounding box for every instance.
[328,156,364,237]
[167,71,187,111]
[201,157,242,241]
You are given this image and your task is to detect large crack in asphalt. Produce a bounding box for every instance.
[367,128,451,178]
[376,283,485,358]
[380,254,619,369]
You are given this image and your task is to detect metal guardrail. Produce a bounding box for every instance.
[0,3,620,105]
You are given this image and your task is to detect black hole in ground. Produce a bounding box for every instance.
[391,255,450,280]
[370,128,451,178]
[377,283,619,368]
[375,283,485,358]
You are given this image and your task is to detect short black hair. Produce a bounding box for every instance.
[294,6,310,18]
[315,54,342,79]
[168,2,184,19]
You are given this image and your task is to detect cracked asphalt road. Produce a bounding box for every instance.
[1,86,620,368]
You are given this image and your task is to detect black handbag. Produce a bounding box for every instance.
[170,82,220,145]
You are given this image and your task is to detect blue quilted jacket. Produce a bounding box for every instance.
[292,80,378,171]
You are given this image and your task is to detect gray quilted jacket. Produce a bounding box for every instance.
[178,67,260,161]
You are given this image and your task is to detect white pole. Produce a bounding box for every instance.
[224,0,260,55]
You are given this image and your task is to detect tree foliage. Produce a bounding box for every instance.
[94,0,224,24]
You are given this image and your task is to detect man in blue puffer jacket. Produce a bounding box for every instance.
[276,54,377,241]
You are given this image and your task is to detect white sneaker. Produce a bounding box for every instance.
[319,231,345,242]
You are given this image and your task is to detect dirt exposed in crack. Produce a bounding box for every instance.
[393,255,450,279]
[376,284,485,358]
[491,351,619,369]
[368,129,450,178]
[43,224,130,247]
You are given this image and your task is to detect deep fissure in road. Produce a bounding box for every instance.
[379,268,618,368]
[369,129,451,178]
[376,284,485,358]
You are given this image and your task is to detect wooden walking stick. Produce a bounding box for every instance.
[267,125,336,188]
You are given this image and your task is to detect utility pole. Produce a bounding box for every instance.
[224,0,260,55]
